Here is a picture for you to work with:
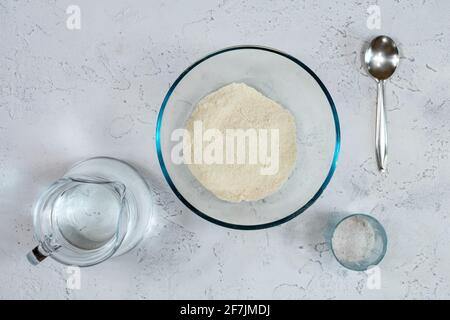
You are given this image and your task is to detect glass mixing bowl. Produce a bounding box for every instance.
[156,46,340,229]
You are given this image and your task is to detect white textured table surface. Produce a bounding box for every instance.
[1,0,449,299]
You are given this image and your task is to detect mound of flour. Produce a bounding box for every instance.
[185,83,297,202]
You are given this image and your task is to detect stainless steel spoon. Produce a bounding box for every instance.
[364,35,399,172]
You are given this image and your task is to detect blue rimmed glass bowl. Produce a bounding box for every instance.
[156,46,340,230]
[330,214,388,271]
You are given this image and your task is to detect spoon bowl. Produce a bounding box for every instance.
[365,36,399,80]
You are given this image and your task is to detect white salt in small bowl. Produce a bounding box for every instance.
[330,214,387,271]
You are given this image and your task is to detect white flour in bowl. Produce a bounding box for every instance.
[185,83,297,202]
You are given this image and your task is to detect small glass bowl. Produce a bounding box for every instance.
[330,214,387,271]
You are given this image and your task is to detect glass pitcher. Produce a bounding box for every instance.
[27,157,153,267]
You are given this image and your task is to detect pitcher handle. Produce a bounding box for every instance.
[26,245,48,265]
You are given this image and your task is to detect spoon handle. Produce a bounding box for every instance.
[376,80,388,172]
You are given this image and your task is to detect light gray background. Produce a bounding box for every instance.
[1,0,449,299]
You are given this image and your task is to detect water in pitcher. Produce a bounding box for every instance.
[28,157,153,267]
[54,180,125,250]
